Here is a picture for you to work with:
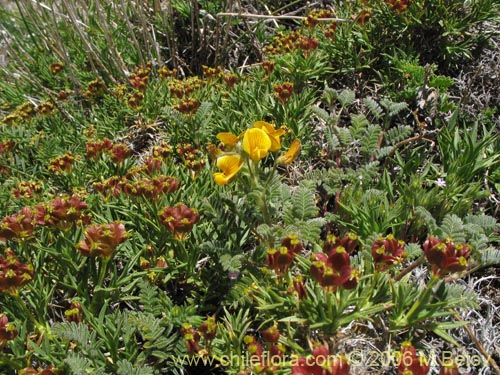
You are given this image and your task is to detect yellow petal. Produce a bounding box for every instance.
[242,128,272,162]
[277,139,301,165]
[216,132,239,148]
[213,172,230,186]
[213,154,243,185]
[216,154,243,176]
[253,121,285,151]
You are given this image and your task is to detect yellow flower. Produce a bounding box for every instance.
[277,139,301,165]
[242,128,272,162]
[213,154,243,185]
[216,132,239,149]
[253,121,285,152]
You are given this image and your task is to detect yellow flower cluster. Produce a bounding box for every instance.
[213,121,301,186]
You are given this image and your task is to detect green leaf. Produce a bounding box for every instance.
[363,98,383,119]
[116,360,155,375]
[338,89,355,107]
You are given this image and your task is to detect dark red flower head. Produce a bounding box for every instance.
[0,314,17,348]
[397,341,430,375]
[372,234,406,268]
[423,237,471,276]
[158,204,200,240]
[0,249,34,295]
[77,222,127,258]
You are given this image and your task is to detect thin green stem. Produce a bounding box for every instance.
[405,276,440,322]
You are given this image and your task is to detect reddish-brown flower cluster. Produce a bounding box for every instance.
[291,275,307,300]
[244,333,286,374]
[76,222,127,258]
[310,233,359,290]
[1,102,34,125]
[0,249,34,295]
[372,234,406,268]
[122,176,180,198]
[85,138,113,159]
[0,140,15,155]
[174,97,201,114]
[83,78,106,99]
[12,180,43,199]
[176,143,207,175]
[127,90,144,110]
[0,196,89,241]
[0,314,18,348]
[265,31,319,55]
[223,72,239,88]
[423,237,471,277]
[0,207,37,242]
[168,77,201,99]
[180,316,217,355]
[142,142,174,174]
[266,234,304,274]
[354,9,372,24]
[180,322,201,355]
[273,82,294,104]
[385,0,411,12]
[324,22,338,39]
[129,64,151,91]
[57,89,72,101]
[262,60,275,76]
[93,175,179,199]
[304,9,333,27]
[140,254,169,272]
[397,341,430,375]
[202,65,222,80]
[158,203,200,240]
[49,62,64,75]
[64,301,83,323]
[198,315,217,343]
[292,343,350,375]
[34,195,89,230]
[85,138,131,163]
[35,100,56,116]
[48,151,79,174]
[158,66,177,79]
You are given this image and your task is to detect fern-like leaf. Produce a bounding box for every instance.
[387,101,409,117]
[386,125,413,145]
[64,352,105,375]
[312,106,333,125]
[290,181,318,221]
[334,127,353,147]
[464,215,499,236]
[360,124,382,156]
[219,253,244,272]
[438,283,479,310]
[440,214,465,243]
[337,89,356,107]
[350,113,370,139]
[138,279,166,316]
[414,206,439,235]
[363,98,383,119]
[375,146,394,159]
[477,247,500,267]
[194,101,213,126]
[284,217,326,243]
[53,322,103,360]
[116,360,155,375]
